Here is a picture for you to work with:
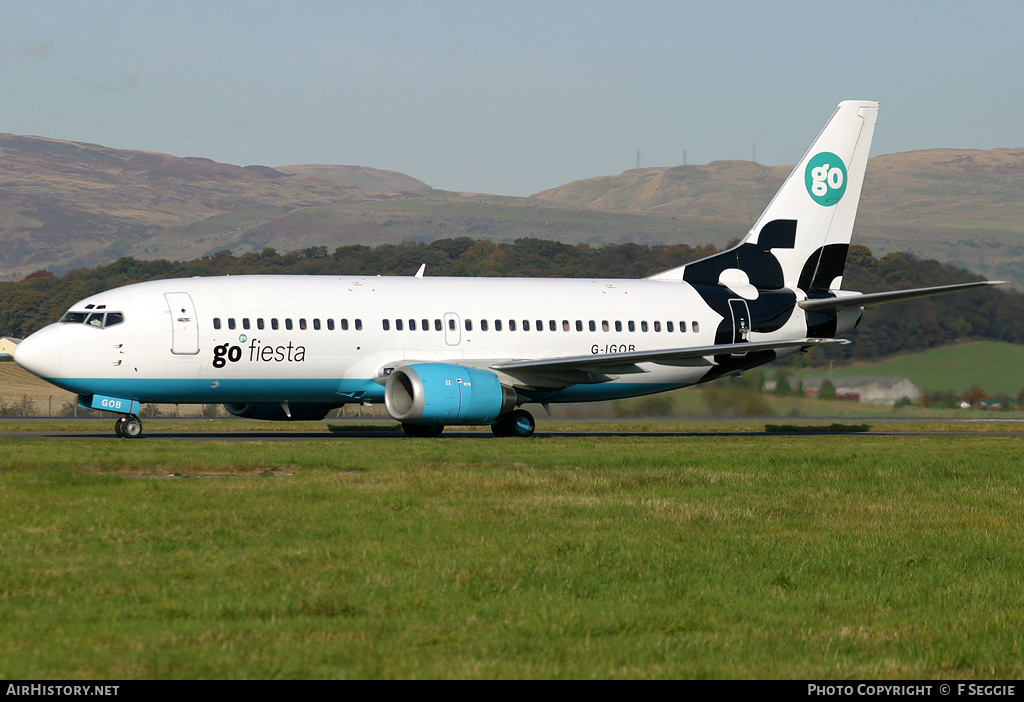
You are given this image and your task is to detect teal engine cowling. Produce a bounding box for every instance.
[384,363,517,426]
[223,402,339,421]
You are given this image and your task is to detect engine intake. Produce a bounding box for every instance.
[385,363,517,425]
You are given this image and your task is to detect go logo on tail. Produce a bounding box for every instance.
[805,152,847,206]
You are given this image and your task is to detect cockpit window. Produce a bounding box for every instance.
[59,310,125,328]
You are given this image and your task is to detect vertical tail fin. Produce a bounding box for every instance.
[649,100,878,291]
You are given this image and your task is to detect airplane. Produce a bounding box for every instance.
[14,100,1004,438]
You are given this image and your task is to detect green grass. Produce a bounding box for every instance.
[787,341,1024,396]
[2,433,1024,678]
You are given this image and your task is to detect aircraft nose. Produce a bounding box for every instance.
[13,328,63,379]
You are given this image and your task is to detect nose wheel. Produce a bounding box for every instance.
[114,415,143,439]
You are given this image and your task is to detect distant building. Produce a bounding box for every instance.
[801,376,921,406]
[0,337,22,358]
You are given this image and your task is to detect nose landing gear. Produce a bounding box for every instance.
[114,415,143,439]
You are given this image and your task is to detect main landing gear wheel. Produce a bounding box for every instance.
[115,415,143,439]
[491,409,536,438]
[401,423,445,438]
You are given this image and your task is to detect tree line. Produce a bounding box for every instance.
[1,237,1018,366]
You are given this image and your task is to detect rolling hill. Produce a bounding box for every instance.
[783,341,1024,396]
[0,134,426,279]
[2,132,1024,285]
[534,148,1024,284]
[0,133,750,281]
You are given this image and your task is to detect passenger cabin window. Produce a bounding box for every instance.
[692,321,700,333]
[299,318,307,330]
[341,319,349,330]
[480,320,488,331]
[271,318,279,330]
[243,318,251,330]
[464,319,472,332]
[509,320,517,331]
[213,318,222,330]
[382,319,390,331]
[355,319,363,331]
[228,318,236,330]
[327,319,335,330]
[257,318,265,330]
[313,319,321,330]
[285,319,293,330]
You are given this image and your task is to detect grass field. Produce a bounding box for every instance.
[2,429,1023,679]
[786,341,1024,397]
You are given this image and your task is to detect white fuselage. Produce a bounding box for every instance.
[15,274,815,407]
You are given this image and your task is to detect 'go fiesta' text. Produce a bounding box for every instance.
[213,339,306,368]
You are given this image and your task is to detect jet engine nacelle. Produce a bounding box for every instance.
[384,363,517,426]
[223,402,337,421]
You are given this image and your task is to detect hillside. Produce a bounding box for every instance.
[0,134,738,281]
[0,134,422,279]
[533,148,1024,283]
[785,341,1024,396]
[276,164,430,192]
[3,132,1024,285]
[532,148,1024,231]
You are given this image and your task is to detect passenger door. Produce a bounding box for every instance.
[165,292,199,355]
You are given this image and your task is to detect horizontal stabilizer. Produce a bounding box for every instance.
[491,338,848,374]
[798,281,1005,311]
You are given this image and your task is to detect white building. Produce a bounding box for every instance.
[800,376,921,406]
[0,337,22,358]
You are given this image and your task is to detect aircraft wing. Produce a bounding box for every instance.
[798,281,1005,311]
[489,337,848,375]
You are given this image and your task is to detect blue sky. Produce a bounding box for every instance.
[2,0,1023,196]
